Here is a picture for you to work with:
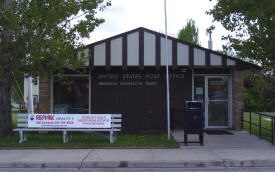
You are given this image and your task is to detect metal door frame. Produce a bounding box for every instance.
[205,76,232,128]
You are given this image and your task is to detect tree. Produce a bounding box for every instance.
[177,19,200,46]
[0,0,111,136]
[207,0,275,72]
[244,70,275,112]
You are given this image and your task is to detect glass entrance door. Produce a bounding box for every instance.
[205,76,229,128]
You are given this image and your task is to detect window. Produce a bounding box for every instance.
[194,76,204,101]
[26,95,39,107]
[53,76,89,114]
[33,95,39,106]
[32,77,38,85]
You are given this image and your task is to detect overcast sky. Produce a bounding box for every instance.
[85,0,229,51]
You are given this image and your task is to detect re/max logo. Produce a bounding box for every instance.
[36,115,55,120]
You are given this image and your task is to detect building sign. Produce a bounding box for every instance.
[96,72,185,87]
[28,114,111,128]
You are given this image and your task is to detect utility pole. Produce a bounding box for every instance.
[28,77,34,114]
[164,0,171,140]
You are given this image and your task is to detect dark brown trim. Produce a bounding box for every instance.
[146,28,209,53]
[87,28,142,47]
[172,39,177,69]
[194,68,231,74]
[156,34,161,69]
[106,39,111,70]
[206,50,210,67]
[142,27,248,64]
[191,65,209,68]
[86,27,259,70]
[222,56,226,67]
[122,34,127,70]
[89,46,94,70]
[189,46,194,67]
[139,30,144,70]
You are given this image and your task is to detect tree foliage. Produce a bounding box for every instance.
[207,0,275,72]
[0,0,111,77]
[244,71,275,112]
[0,0,110,136]
[178,19,200,46]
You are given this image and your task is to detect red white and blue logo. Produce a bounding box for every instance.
[30,115,35,121]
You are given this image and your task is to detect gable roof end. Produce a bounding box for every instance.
[86,27,260,70]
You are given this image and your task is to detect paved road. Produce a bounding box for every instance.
[1,167,275,172]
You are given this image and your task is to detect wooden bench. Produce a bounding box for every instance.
[13,114,122,144]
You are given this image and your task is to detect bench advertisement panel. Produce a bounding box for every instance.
[27,114,111,128]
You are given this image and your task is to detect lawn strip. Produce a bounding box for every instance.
[243,113,275,144]
[0,132,179,148]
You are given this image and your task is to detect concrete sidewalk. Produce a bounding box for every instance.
[0,130,274,169]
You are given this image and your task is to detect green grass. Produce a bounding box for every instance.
[0,132,178,148]
[243,112,275,144]
[0,112,179,148]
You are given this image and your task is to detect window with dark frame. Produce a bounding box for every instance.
[53,76,89,114]
[32,77,38,85]
[194,76,205,102]
[26,95,39,107]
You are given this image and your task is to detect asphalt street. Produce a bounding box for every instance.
[1,167,275,172]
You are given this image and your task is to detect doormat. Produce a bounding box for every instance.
[205,130,234,135]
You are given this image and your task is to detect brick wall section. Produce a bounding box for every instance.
[39,76,51,113]
[232,68,244,130]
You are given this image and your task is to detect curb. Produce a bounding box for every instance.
[0,162,81,168]
[1,159,275,168]
[0,145,180,150]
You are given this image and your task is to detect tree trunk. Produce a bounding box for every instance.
[0,0,13,136]
[0,76,12,136]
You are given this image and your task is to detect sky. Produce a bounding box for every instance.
[85,0,229,51]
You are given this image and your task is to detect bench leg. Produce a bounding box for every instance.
[109,131,117,143]
[63,130,68,143]
[114,132,117,142]
[23,132,28,142]
[18,130,27,143]
[19,130,23,143]
[110,131,114,144]
[63,131,72,143]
